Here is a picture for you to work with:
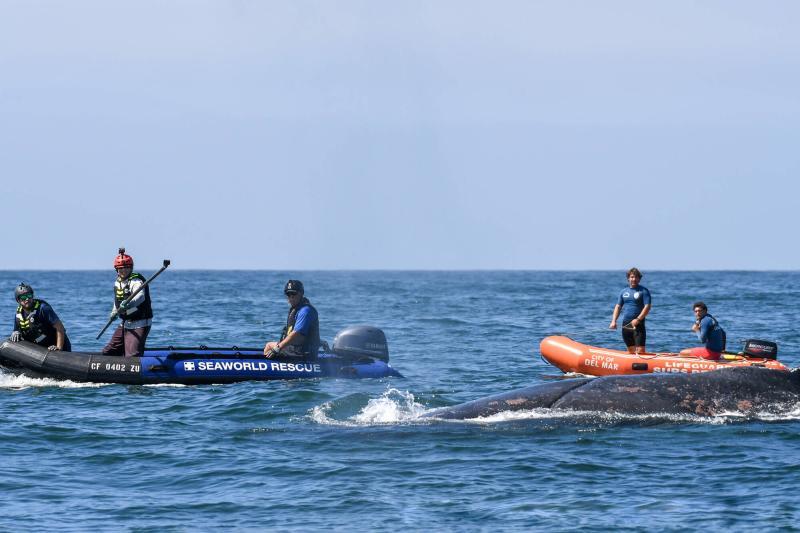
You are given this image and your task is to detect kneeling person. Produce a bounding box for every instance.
[263,280,320,360]
[10,283,71,352]
[685,301,726,360]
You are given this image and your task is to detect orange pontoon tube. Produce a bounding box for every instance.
[539,336,789,377]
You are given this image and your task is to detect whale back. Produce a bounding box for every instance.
[553,367,800,416]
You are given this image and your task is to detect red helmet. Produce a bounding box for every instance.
[114,248,134,269]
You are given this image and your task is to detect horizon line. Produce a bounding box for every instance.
[2,268,799,273]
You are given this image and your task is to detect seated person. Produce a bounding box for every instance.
[263,280,320,360]
[10,283,71,352]
[682,301,725,360]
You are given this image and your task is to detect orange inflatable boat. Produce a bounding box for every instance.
[540,336,789,376]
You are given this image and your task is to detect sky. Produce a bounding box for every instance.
[1,1,799,270]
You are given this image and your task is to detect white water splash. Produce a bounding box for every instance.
[459,408,602,424]
[723,406,800,422]
[353,389,428,424]
[562,372,598,379]
[0,369,191,389]
[455,407,800,425]
[311,388,429,426]
[0,369,107,390]
[309,401,342,425]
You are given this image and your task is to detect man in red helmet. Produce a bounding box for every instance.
[102,249,154,357]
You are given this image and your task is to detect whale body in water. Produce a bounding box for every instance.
[424,367,800,419]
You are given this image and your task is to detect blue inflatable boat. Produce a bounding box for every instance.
[0,326,402,384]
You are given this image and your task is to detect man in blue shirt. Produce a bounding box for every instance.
[263,280,320,360]
[609,267,652,354]
[10,283,71,352]
[687,301,725,360]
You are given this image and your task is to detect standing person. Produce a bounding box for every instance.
[102,249,153,357]
[263,280,320,360]
[10,283,71,352]
[609,267,652,354]
[685,301,726,360]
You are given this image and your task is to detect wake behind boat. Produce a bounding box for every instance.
[0,326,402,384]
[540,335,788,376]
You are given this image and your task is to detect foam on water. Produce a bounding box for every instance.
[463,408,730,425]
[439,406,800,425]
[0,368,107,390]
[352,388,429,424]
[561,371,597,379]
[311,388,429,426]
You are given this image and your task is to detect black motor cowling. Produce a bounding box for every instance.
[331,326,389,362]
[743,339,778,360]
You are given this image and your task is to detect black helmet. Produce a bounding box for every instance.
[284,279,304,295]
[15,283,33,301]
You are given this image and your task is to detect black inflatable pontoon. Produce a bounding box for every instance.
[0,326,401,384]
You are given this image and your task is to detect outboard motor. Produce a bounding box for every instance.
[742,339,778,360]
[331,326,389,362]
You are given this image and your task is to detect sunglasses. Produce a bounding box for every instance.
[285,292,299,297]
[18,294,33,301]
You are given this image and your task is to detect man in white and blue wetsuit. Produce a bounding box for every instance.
[687,301,726,360]
[263,280,320,360]
[609,267,652,354]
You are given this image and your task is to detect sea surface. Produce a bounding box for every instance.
[1,271,799,531]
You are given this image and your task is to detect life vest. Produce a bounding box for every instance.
[280,297,320,357]
[705,313,727,351]
[16,299,57,346]
[115,272,153,321]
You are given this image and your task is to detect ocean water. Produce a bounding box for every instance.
[1,270,799,531]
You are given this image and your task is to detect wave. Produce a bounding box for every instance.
[310,388,429,426]
[446,408,800,425]
[0,369,188,389]
[0,368,107,390]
